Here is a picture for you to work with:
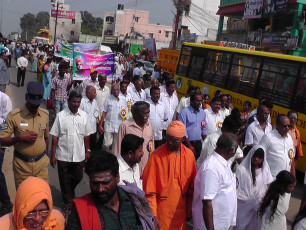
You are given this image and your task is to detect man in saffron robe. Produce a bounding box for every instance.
[142,121,196,230]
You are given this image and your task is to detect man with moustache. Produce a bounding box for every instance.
[66,151,157,230]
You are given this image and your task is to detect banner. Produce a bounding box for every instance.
[51,9,76,19]
[73,43,101,54]
[244,0,263,19]
[143,39,157,57]
[73,51,115,81]
[262,35,298,48]
[54,41,73,60]
[220,41,256,51]
[263,0,288,14]
[180,33,196,43]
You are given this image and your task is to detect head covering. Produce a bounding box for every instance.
[236,145,273,201]
[13,177,62,230]
[166,121,186,138]
[0,45,7,54]
[90,68,97,74]
[26,81,44,105]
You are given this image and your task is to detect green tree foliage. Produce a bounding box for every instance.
[20,11,50,41]
[80,11,103,36]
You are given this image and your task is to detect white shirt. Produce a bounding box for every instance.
[245,118,272,146]
[133,67,141,76]
[80,97,99,133]
[160,91,179,128]
[259,129,294,178]
[176,96,190,113]
[127,82,135,95]
[192,151,237,230]
[294,218,306,230]
[220,107,230,120]
[119,92,133,119]
[249,108,272,124]
[0,92,12,130]
[95,85,110,117]
[203,107,224,136]
[17,56,28,68]
[50,108,94,162]
[146,98,168,140]
[115,62,125,75]
[117,155,142,190]
[130,88,146,103]
[144,87,151,99]
[197,129,244,169]
[82,79,99,97]
[102,95,127,133]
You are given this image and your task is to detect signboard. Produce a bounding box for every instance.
[180,33,196,43]
[54,41,73,60]
[262,35,298,48]
[73,51,115,81]
[143,38,157,57]
[220,41,256,50]
[263,0,288,14]
[51,9,76,19]
[244,0,263,19]
[73,43,101,54]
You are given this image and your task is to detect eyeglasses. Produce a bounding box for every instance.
[282,125,290,128]
[24,209,50,219]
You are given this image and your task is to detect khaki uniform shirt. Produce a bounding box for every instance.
[0,105,49,157]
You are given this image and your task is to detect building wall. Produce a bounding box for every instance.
[49,2,81,43]
[102,8,173,43]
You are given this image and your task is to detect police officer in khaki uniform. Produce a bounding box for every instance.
[0,81,49,188]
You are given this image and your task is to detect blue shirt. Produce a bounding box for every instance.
[179,105,206,141]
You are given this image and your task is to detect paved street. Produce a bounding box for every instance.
[1,62,304,229]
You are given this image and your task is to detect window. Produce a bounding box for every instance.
[62,22,65,26]
[188,56,205,80]
[149,33,154,39]
[228,54,261,96]
[104,29,113,35]
[165,31,169,38]
[159,30,161,33]
[133,16,140,23]
[293,65,306,113]
[258,60,298,107]
[176,46,192,77]
[72,19,75,24]
[71,31,74,36]
[106,16,114,23]
[202,51,232,87]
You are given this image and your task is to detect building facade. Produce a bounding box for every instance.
[49,0,81,43]
[217,0,306,56]
[102,4,173,46]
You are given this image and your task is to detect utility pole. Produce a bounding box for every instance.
[172,0,183,50]
[53,1,60,50]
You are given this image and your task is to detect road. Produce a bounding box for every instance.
[1,62,303,229]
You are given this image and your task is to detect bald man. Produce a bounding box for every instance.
[142,121,196,230]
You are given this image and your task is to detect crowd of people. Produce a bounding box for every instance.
[0,40,305,230]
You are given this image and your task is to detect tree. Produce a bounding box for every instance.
[80,11,103,36]
[20,11,49,41]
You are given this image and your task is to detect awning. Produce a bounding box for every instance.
[217,4,245,16]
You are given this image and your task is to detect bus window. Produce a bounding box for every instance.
[293,65,306,113]
[259,60,298,107]
[176,46,192,77]
[202,51,231,87]
[228,54,261,97]
[188,55,205,80]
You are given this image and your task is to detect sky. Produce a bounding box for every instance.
[1,0,175,36]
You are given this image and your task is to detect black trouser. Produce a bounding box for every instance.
[190,140,202,160]
[7,55,11,67]
[90,133,97,151]
[17,68,26,85]
[57,160,84,205]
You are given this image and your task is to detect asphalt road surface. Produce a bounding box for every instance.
[1,61,303,229]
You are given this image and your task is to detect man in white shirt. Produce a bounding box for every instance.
[50,91,93,215]
[144,78,159,99]
[220,94,230,119]
[203,97,223,136]
[245,104,272,146]
[175,85,197,119]
[16,52,28,87]
[82,68,99,97]
[146,86,168,149]
[99,84,128,152]
[0,91,12,215]
[95,73,110,118]
[119,80,133,119]
[130,77,146,103]
[197,113,244,169]
[160,80,178,129]
[114,57,125,82]
[133,62,142,77]
[192,133,238,230]
[117,134,144,189]
[260,114,295,178]
[80,85,99,151]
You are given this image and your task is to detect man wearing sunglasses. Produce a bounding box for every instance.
[260,114,295,179]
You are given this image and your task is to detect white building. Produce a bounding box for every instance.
[179,0,224,42]
[49,0,81,43]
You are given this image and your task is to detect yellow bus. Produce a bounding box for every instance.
[174,42,306,172]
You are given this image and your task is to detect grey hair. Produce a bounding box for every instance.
[132,101,150,115]
[216,133,238,153]
[86,85,95,94]
[111,83,119,90]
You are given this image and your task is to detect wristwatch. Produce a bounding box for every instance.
[86,149,91,152]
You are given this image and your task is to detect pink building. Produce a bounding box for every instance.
[102,4,173,45]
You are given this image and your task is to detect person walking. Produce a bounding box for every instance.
[16,51,28,87]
